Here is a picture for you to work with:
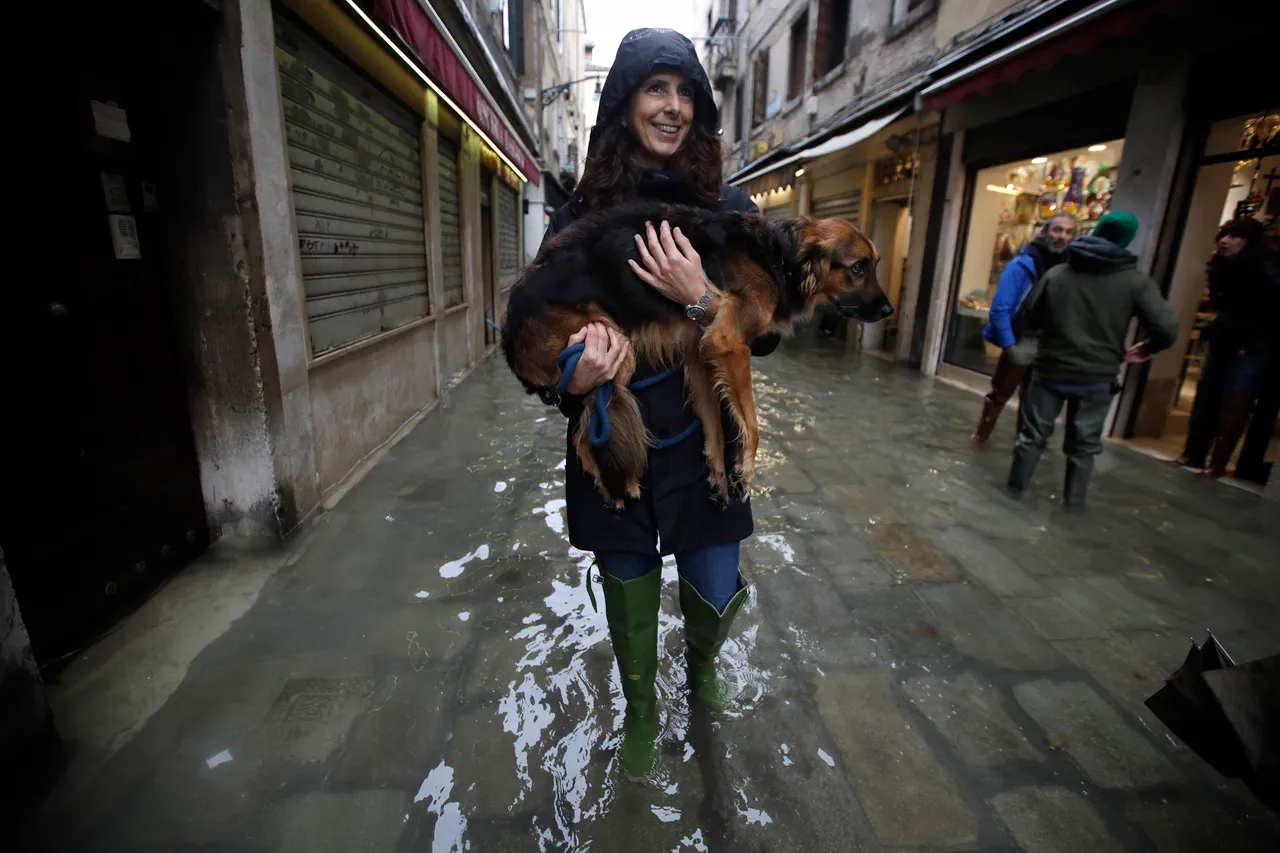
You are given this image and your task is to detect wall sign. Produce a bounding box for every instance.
[108,214,142,260]
[100,172,130,213]
[90,100,131,142]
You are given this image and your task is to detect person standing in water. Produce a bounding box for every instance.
[971,213,1077,448]
[537,29,778,778]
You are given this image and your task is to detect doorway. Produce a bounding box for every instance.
[0,0,212,666]
[862,197,912,354]
[1125,110,1280,486]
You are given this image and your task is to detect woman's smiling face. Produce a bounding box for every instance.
[626,71,695,168]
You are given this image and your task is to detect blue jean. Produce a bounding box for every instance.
[596,543,741,613]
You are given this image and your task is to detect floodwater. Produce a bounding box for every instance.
[27,336,1280,853]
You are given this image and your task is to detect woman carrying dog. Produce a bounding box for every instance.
[538,28,775,778]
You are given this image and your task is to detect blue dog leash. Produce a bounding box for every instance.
[548,342,701,449]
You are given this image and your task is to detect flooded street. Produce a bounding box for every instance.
[28,336,1280,853]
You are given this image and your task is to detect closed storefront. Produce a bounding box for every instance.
[274,14,429,356]
[497,182,520,288]
[810,189,861,224]
[761,201,792,224]
[437,133,465,310]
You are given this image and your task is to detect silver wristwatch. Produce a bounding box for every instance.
[685,289,714,323]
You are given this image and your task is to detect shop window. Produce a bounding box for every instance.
[751,50,769,128]
[787,12,808,101]
[813,0,849,79]
[944,139,1125,376]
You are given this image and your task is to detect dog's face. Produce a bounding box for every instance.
[801,218,894,323]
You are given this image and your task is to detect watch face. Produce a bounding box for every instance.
[685,304,705,321]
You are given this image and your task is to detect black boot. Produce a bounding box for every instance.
[1007,444,1043,499]
[1063,456,1094,509]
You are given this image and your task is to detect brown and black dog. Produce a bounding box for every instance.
[502,200,892,507]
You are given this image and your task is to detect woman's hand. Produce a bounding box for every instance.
[630,220,712,308]
[564,323,629,395]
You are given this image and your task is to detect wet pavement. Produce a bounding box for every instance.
[25,335,1280,853]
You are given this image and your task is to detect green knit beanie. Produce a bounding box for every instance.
[1094,210,1139,248]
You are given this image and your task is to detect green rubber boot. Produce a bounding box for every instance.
[599,567,662,779]
[679,575,750,713]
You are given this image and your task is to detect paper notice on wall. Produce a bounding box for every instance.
[108,214,142,260]
[91,100,131,142]
[100,172,130,213]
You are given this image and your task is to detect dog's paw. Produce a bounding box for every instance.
[625,479,642,501]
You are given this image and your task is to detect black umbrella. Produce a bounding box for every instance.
[1145,633,1279,810]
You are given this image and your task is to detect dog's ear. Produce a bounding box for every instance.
[794,218,833,294]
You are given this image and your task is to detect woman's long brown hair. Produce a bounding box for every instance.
[575,118,725,211]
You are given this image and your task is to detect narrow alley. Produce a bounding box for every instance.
[24,337,1280,853]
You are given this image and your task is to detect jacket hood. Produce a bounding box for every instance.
[1022,239,1066,279]
[591,28,717,146]
[1066,234,1138,274]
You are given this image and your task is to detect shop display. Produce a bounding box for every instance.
[987,146,1122,294]
[944,139,1125,376]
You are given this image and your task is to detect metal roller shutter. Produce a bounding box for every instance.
[497,183,520,286]
[762,203,791,224]
[811,190,862,224]
[438,135,465,309]
[274,15,429,356]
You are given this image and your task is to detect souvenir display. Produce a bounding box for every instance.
[981,142,1122,315]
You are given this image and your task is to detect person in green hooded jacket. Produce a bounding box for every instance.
[1007,211,1180,507]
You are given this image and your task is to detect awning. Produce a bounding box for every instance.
[921,0,1187,114]
[732,107,907,187]
[370,0,541,184]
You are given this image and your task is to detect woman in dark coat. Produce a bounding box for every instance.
[1170,218,1280,480]
[538,28,777,778]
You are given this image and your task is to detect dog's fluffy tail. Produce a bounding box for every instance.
[577,385,651,504]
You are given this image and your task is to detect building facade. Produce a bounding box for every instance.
[0,0,547,678]
[703,0,1279,496]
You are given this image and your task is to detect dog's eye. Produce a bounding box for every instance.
[851,259,869,277]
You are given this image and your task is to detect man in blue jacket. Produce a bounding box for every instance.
[971,213,1077,447]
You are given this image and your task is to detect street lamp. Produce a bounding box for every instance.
[539,76,604,107]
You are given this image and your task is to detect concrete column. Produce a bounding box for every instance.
[1107,59,1192,272]
[153,0,316,541]
[1107,58,1197,438]
[0,550,59,823]
[460,125,483,364]
[422,95,445,399]
[920,130,966,375]
[895,147,938,363]
[227,0,320,528]
[798,175,812,216]
[162,0,326,540]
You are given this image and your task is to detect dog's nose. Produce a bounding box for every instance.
[879,300,894,319]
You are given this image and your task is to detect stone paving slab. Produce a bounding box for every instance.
[933,526,1049,598]
[1011,596,1110,641]
[864,523,965,582]
[1013,678,1180,788]
[918,583,1062,670]
[991,786,1124,853]
[902,673,1044,767]
[816,670,979,849]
